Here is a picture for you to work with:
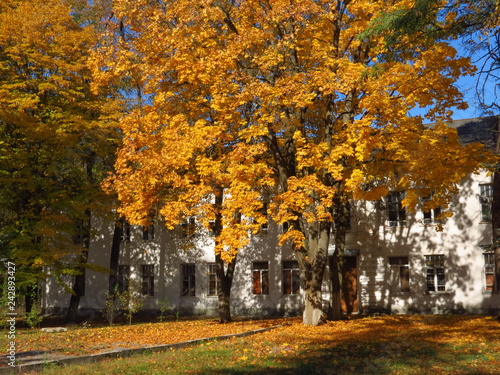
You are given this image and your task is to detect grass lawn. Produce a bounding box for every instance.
[5,315,500,374]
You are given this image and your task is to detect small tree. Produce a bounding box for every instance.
[24,288,43,329]
[0,278,10,329]
[118,281,144,325]
[102,289,120,326]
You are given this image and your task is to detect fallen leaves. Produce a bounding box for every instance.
[9,318,292,357]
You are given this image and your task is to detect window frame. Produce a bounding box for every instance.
[141,264,155,296]
[483,253,496,292]
[181,263,196,296]
[142,224,155,240]
[254,203,269,236]
[420,194,443,225]
[282,260,300,295]
[422,207,442,224]
[389,256,410,293]
[207,263,218,296]
[252,261,269,295]
[425,255,446,292]
[479,184,493,222]
[387,191,407,227]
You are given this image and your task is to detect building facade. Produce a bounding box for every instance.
[42,117,500,318]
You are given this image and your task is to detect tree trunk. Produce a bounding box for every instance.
[295,219,330,325]
[492,121,500,291]
[66,265,86,323]
[328,195,349,320]
[302,273,326,325]
[213,189,237,323]
[66,209,91,324]
[492,171,500,291]
[25,284,38,315]
[216,253,236,323]
[108,219,123,294]
[328,250,344,320]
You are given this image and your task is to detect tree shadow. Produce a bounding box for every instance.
[186,316,500,374]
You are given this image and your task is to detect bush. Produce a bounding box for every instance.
[102,281,145,325]
[25,296,43,329]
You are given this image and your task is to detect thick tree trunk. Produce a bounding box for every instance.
[328,250,344,320]
[302,275,325,325]
[328,196,349,320]
[296,220,330,325]
[216,253,236,323]
[492,122,500,291]
[492,171,500,290]
[213,190,236,323]
[66,264,86,323]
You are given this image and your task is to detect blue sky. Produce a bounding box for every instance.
[442,39,497,121]
[411,39,497,123]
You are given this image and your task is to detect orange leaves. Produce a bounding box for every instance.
[95,0,493,279]
[14,318,291,356]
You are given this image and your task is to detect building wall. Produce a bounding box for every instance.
[42,170,500,318]
[349,170,499,314]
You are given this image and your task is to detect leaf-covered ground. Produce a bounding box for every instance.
[4,315,500,374]
[2,317,290,357]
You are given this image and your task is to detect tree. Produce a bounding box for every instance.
[363,0,500,305]
[0,0,120,319]
[93,0,492,325]
[361,0,498,109]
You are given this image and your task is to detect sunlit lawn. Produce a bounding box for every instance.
[7,315,500,374]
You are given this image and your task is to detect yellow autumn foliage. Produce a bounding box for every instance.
[93,0,495,324]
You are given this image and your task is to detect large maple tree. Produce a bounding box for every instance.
[94,0,492,325]
[0,0,120,319]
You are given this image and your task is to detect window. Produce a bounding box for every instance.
[484,253,496,292]
[252,261,269,295]
[182,217,196,237]
[421,195,442,224]
[254,203,269,235]
[389,257,410,293]
[207,263,218,296]
[141,265,154,296]
[387,192,406,226]
[142,224,155,240]
[121,221,131,242]
[425,255,445,292]
[479,184,493,222]
[423,207,442,224]
[117,265,130,293]
[282,261,300,295]
[181,264,196,296]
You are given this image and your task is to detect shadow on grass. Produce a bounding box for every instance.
[185,345,497,375]
[181,316,500,375]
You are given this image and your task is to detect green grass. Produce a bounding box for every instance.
[19,315,500,375]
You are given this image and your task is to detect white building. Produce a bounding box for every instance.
[42,117,500,318]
